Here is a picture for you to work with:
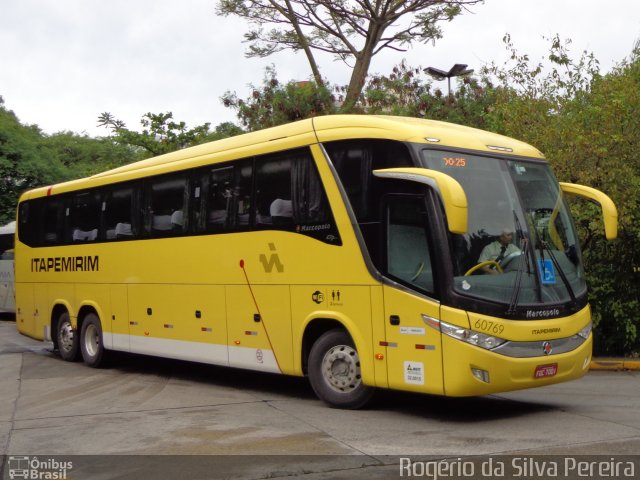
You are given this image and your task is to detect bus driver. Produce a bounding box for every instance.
[478,228,520,274]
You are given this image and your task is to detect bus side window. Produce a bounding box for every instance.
[255,156,293,228]
[385,196,436,296]
[103,186,135,240]
[147,174,188,237]
[68,191,101,242]
[205,166,234,232]
[234,162,253,228]
[18,203,37,247]
[42,199,64,245]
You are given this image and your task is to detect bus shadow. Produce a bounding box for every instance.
[108,351,317,401]
[371,388,558,422]
[106,351,556,420]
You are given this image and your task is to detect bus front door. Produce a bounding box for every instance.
[381,194,444,394]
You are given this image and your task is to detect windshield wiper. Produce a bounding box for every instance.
[532,225,577,307]
[507,212,537,315]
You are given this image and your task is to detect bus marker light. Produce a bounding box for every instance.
[379,341,397,347]
[234,340,241,345]
[487,145,513,153]
[201,327,212,332]
[471,368,490,383]
[245,331,258,336]
[375,353,384,360]
[144,331,149,336]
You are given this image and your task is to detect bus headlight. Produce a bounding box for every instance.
[423,315,507,351]
[577,322,592,340]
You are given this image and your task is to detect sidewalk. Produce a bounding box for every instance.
[590,358,640,371]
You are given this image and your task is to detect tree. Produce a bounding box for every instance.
[0,97,68,224]
[97,112,242,157]
[216,0,483,110]
[43,132,137,178]
[361,59,497,128]
[221,66,335,130]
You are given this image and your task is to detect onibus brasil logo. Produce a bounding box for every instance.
[7,456,73,480]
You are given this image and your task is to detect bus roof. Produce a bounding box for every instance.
[0,221,15,235]
[20,115,545,200]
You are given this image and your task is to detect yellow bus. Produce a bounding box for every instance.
[14,115,617,408]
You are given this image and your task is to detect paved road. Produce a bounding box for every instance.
[1,317,638,479]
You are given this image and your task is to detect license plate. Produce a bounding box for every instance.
[534,363,558,378]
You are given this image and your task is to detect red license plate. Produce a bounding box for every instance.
[534,363,558,378]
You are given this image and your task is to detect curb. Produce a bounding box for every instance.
[590,359,640,371]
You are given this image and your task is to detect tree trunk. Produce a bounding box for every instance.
[342,54,373,111]
[341,23,383,111]
[283,0,324,85]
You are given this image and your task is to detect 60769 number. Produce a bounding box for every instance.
[474,319,505,335]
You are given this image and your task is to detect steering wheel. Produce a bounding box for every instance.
[464,260,503,276]
[499,251,521,269]
[411,262,425,282]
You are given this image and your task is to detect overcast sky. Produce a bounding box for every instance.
[1,0,639,137]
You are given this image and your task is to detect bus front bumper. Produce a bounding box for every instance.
[441,334,592,397]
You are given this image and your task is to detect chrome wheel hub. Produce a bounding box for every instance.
[321,344,362,393]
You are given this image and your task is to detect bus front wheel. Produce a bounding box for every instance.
[80,313,107,368]
[308,328,374,409]
[56,311,79,362]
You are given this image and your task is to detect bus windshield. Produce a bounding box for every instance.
[422,150,586,313]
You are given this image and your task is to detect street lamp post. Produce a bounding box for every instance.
[424,64,474,98]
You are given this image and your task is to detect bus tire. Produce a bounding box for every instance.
[308,328,374,409]
[80,312,107,368]
[56,311,79,362]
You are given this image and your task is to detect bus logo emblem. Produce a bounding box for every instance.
[542,341,553,355]
[259,243,284,273]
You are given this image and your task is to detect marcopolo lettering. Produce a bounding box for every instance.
[31,256,99,273]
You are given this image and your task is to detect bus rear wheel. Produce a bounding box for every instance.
[80,313,107,368]
[308,328,374,409]
[56,311,79,361]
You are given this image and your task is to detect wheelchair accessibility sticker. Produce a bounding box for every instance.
[538,259,556,285]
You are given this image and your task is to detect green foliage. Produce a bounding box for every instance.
[0,98,68,224]
[0,98,142,224]
[97,112,238,158]
[221,67,335,131]
[43,132,136,178]
[361,60,497,129]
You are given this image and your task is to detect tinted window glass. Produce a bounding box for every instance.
[256,156,293,228]
[68,191,101,242]
[42,199,64,245]
[147,175,187,236]
[204,166,235,232]
[386,196,435,295]
[104,186,136,240]
[324,139,414,221]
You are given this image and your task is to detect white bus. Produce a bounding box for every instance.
[0,220,16,314]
